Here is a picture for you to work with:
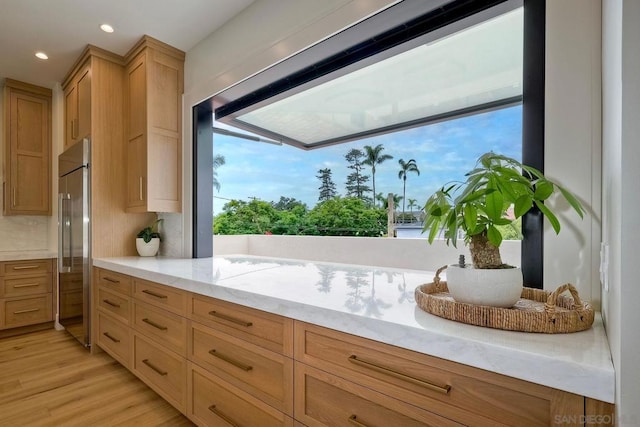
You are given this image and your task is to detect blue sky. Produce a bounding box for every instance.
[213,105,522,214]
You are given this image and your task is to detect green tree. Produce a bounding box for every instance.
[362,144,393,207]
[213,154,226,191]
[213,199,277,234]
[375,192,402,210]
[316,168,337,202]
[398,158,420,217]
[271,196,307,211]
[305,197,386,237]
[345,149,371,201]
[407,198,418,221]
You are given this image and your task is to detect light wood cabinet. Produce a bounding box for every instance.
[63,61,91,150]
[0,259,54,332]
[124,36,184,213]
[2,79,51,216]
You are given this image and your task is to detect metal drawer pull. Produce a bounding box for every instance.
[142,318,168,331]
[208,349,253,372]
[348,355,451,395]
[348,415,369,427]
[13,265,39,270]
[103,332,120,343]
[208,405,240,427]
[103,277,120,283]
[142,359,167,376]
[141,289,167,299]
[208,310,253,327]
[13,308,40,314]
[103,299,121,308]
[13,283,40,288]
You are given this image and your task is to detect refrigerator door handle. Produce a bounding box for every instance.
[58,193,72,273]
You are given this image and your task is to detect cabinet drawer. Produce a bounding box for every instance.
[97,287,131,324]
[188,362,293,427]
[190,294,293,355]
[189,321,293,415]
[134,279,187,315]
[3,259,51,276]
[96,269,132,296]
[295,322,551,427]
[4,295,52,327]
[133,333,186,412]
[2,274,51,297]
[133,301,187,356]
[97,312,131,367]
[295,363,461,427]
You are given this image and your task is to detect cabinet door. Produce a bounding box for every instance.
[126,55,147,210]
[76,65,92,141]
[4,87,51,215]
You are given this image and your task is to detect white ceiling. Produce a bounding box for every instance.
[0,0,255,88]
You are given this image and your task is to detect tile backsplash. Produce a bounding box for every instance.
[0,215,50,252]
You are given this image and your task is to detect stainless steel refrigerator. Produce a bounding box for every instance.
[58,138,91,348]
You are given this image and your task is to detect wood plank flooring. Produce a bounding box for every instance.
[0,328,194,427]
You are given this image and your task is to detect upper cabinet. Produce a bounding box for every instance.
[64,61,91,150]
[2,79,52,216]
[124,36,184,213]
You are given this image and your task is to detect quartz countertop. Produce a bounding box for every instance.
[93,255,615,403]
[0,250,57,261]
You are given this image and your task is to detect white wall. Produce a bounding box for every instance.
[602,0,640,424]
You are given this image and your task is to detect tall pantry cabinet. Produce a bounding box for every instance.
[124,36,184,213]
[62,46,155,257]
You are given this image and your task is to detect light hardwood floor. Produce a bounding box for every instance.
[0,328,193,427]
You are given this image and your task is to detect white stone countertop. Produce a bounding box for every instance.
[93,255,615,403]
[0,250,57,261]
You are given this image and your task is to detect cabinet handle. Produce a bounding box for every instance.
[13,283,39,288]
[103,299,120,308]
[72,118,78,139]
[348,415,370,427]
[12,187,16,207]
[208,349,253,372]
[208,310,253,327]
[208,405,240,427]
[142,318,168,331]
[103,277,120,284]
[13,308,40,314]
[13,265,39,270]
[139,176,143,201]
[348,355,451,395]
[142,359,167,376]
[141,289,168,299]
[103,332,120,343]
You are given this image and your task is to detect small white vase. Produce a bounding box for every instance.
[446,264,523,308]
[136,237,160,257]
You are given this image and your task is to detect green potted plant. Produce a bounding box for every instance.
[422,152,585,307]
[136,219,163,257]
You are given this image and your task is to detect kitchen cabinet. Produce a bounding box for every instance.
[0,259,54,332]
[63,61,91,150]
[2,79,51,216]
[124,36,184,213]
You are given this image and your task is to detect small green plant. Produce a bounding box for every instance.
[422,152,585,269]
[137,219,163,243]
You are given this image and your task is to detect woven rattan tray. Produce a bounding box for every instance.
[415,266,594,333]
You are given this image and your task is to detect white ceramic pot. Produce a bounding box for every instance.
[136,237,160,257]
[446,264,523,308]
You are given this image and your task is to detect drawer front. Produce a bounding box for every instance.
[59,289,83,319]
[2,259,51,276]
[133,333,186,412]
[96,269,132,296]
[2,274,51,297]
[188,363,292,427]
[133,301,187,356]
[4,295,52,327]
[189,321,293,415]
[97,287,131,324]
[295,363,461,427]
[134,279,187,315]
[295,322,550,427]
[97,312,131,367]
[190,294,293,355]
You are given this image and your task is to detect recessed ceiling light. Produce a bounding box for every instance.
[100,24,114,33]
[35,52,48,60]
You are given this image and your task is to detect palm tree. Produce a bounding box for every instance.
[375,192,403,210]
[407,198,418,222]
[397,159,420,217]
[363,144,393,207]
[213,154,226,191]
